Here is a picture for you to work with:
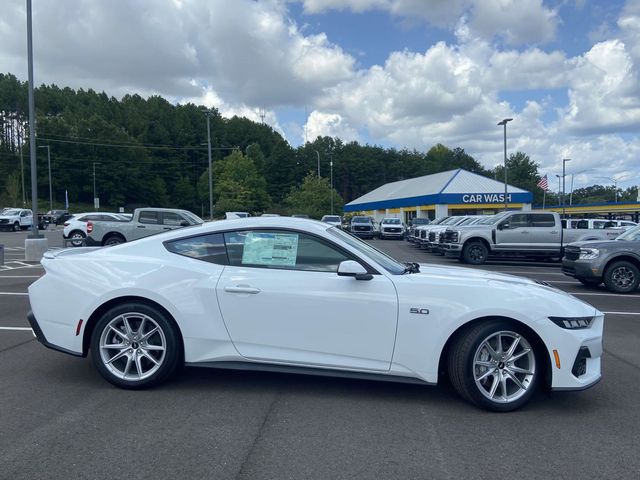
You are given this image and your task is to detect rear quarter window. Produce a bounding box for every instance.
[165,233,228,265]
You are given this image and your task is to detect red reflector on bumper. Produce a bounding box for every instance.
[75,319,84,336]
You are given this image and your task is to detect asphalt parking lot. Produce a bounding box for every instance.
[1,230,639,479]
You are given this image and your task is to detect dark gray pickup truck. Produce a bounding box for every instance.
[562,225,640,293]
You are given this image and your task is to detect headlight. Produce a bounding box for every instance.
[579,248,599,259]
[548,316,594,329]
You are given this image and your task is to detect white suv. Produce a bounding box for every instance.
[63,212,129,246]
[378,218,405,239]
[0,208,33,231]
[320,215,342,227]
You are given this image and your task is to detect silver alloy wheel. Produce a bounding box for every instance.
[99,312,166,381]
[611,266,635,289]
[70,232,85,247]
[473,331,535,404]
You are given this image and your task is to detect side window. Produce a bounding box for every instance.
[508,214,529,228]
[576,220,588,229]
[162,212,184,226]
[224,230,350,272]
[592,221,606,229]
[20,211,27,217]
[530,214,555,227]
[165,233,228,265]
[139,211,159,224]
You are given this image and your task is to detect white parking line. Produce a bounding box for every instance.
[603,311,640,316]
[0,276,40,278]
[0,327,32,331]
[483,270,566,276]
[571,292,640,298]
[0,292,28,296]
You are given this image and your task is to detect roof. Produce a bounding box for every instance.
[344,169,532,211]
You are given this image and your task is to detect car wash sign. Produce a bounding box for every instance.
[439,192,533,204]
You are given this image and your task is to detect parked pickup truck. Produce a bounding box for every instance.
[85,208,203,246]
[562,225,640,293]
[0,208,33,231]
[440,210,625,265]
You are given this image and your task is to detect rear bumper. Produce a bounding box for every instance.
[27,310,84,357]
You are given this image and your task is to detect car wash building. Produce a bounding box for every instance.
[343,168,532,222]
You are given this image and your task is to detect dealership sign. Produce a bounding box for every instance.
[462,194,512,203]
[345,191,533,211]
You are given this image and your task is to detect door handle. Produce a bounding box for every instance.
[137,225,146,228]
[163,227,171,230]
[520,230,529,234]
[550,231,558,234]
[224,285,261,294]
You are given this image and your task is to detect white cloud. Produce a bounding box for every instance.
[304,110,359,142]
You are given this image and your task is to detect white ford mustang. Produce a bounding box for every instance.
[28,217,603,411]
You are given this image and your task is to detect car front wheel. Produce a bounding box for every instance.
[90,303,182,389]
[604,261,640,293]
[448,320,538,411]
[13,222,20,232]
[462,241,488,265]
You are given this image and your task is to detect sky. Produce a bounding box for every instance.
[1,0,639,191]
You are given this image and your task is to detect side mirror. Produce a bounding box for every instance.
[498,221,510,230]
[337,260,373,281]
[180,220,190,227]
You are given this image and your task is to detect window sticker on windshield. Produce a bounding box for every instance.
[241,232,299,267]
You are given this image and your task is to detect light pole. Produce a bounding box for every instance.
[497,118,513,210]
[314,149,320,177]
[93,162,101,210]
[555,174,561,205]
[37,145,52,212]
[569,170,588,206]
[26,0,40,239]
[205,110,214,219]
[562,158,571,218]
[330,154,334,215]
[596,176,619,203]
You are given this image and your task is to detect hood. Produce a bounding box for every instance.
[416,263,538,287]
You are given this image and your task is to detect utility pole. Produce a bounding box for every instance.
[562,158,571,218]
[497,118,513,210]
[17,121,26,205]
[26,0,40,239]
[330,154,334,215]
[38,145,52,212]
[93,162,101,210]
[205,110,213,220]
[314,150,321,177]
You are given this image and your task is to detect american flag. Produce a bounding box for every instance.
[537,174,548,190]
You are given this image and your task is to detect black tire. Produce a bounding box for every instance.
[90,302,182,389]
[603,261,640,293]
[447,320,539,412]
[578,278,601,287]
[103,234,125,246]
[462,241,488,265]
[13,222,20,232]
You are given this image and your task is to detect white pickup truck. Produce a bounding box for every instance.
[84,208,203,246]
[440,210,624,264]
[0,208,33,231]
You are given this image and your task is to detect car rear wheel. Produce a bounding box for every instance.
[69,230,86,247]
[448,320,538,411]
[103,234,125,246]
[604,261,640,293]
[90,303,182,389]
[462,241,488,265]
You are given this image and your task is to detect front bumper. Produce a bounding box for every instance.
[380,230,403,238]
[561,259,603,280]
[442,243,463,258]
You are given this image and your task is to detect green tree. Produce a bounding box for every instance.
[493,152,544,204]
[284,172,344,219]
[201,150,271,216]
[1,170,20,206]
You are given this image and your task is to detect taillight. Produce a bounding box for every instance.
[63,222,70,227]
[87,221,93,233]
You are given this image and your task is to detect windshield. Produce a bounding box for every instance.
[183,211,204,224]
[352,217,371,223]
[328,227,405,274]
[477,212,510,225]
[382,218,401,224]
[322,216,341,222]
[412,218,430,225]
[459,217,479,226]
[616,225,640,241]
[3,209,20,216]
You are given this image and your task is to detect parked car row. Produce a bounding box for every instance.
[406,211,640,293]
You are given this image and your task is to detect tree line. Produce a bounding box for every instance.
[0,73,635,216]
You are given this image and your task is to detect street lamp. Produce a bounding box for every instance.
[562,158,571,218]
[205,110,214,220]
[497,118,513,210]
[93,162,101,210]
[555,174,562,204]
[330,154,334,215]
[314,149,320,177]
[26,0,41,239]
[37,145,53,212]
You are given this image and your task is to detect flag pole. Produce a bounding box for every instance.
[542,189,546,210]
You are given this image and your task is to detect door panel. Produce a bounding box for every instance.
[494,214,530,250]
[217,267,398,371]
[529,213,561,251]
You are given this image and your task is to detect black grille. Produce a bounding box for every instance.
[420,230,427,239]
[353,225,371,231]
[562,266,576,276]
[385,228,401,233]
[0,219,8,224]
[428,232,435,241]
[572,347,591,377]
[564,246,580,261]
[441,230,459,243]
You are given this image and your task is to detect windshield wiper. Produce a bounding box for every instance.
[403,262,420,274]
